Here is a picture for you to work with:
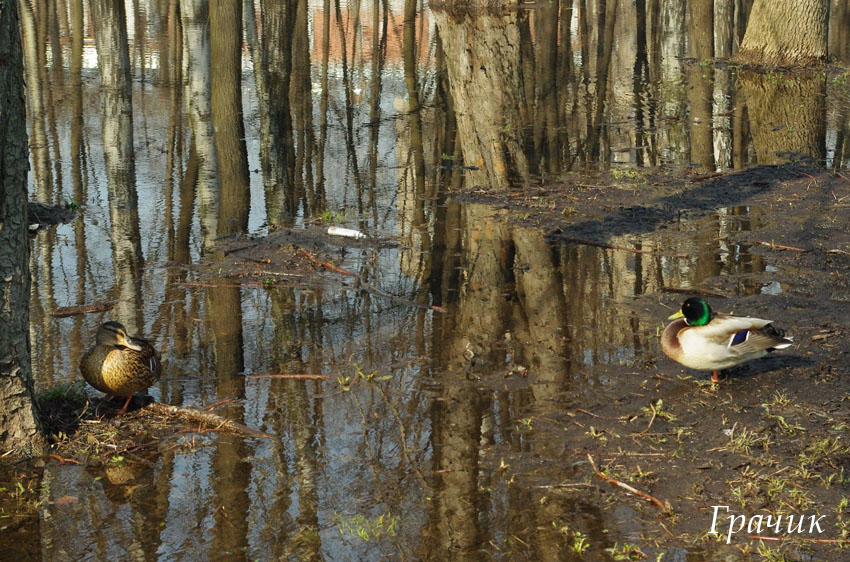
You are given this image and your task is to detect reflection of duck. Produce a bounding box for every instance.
[661,297,793,383]
[80,321,162,413]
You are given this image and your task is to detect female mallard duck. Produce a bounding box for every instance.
[661,297,793,383]
[80,321,162,413]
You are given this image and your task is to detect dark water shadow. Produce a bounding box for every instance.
[547,164,817,243]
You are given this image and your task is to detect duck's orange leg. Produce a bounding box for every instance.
[118,395,133,415]
[712,370,720,383]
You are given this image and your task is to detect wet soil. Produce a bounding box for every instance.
[458,163,850,559]
[9,164,850,560]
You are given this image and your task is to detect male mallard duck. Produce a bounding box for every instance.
[661,297,793,383]
[80,321,162,413]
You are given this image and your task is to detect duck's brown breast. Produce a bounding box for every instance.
[80,343,161,397]
[660,318,688,362]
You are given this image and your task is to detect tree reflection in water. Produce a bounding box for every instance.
[14,0,850,559]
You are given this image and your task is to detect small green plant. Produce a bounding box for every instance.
[318,209,349,225]
[612,168,640,180]
[724,424,772,456]
[605,542,646,561]
[587,426,616,442]
[762,391,790,409]
[336,374,352,391]
[353,363,392,383]
[570,530,589,554]
[516,417,533,431]
[755,541,793,561]
[333,511,399,542]
[798,436,847,469]
[38,382,87,406]
[641,399,677,422]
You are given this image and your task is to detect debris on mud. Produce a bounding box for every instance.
[27,201,77,231]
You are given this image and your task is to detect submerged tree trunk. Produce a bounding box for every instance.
[0,0,45,458]
[91,0,145,334]
[182,0,221,251]
[736,0,827,66]
[738,69,826,164]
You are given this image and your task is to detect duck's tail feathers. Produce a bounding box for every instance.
[761,323,793,350]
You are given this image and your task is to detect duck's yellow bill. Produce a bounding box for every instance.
[667,310,685,320]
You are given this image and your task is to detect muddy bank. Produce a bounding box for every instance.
[457,163,850,559]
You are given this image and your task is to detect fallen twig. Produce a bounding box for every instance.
[53,301,115,318]
[180,281,254,288]
[587,453,668,511]
[639,403,658,434]
[47,453,83,465]
[748,535,849,544]
[756,241,806,252]
[690,172,725,182]
[811,331,839,342]
[145,402,273,439]
[223,244,257,256]
[661,286,728,299]
[180,280,297,289]
[245,373,331,380]
[576,408,631,421]
[298,248,356,276]
[356,281,447,313]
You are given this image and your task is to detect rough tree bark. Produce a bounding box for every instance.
[433,8,530,191]
[210,0,250,235]
[736,0,828,66]
[0,0,46,458]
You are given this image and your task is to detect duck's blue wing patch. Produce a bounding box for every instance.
[730,330,749,346]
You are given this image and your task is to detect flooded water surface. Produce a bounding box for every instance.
[9,0,850,559]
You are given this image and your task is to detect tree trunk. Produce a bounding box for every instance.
[736,0,827,66]
[0,0,45,458]
[210,0,250,235]
[433,9,530,190]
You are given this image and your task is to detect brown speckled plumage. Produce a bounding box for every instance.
[80,321,161,411]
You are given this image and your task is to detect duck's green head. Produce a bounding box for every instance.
[668,297,713,326]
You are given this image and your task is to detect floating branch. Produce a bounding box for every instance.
[145,402,273,439]
[756,241,806,252]
[662,286,728,299]
[244,373,331,380]
[53,301,115,318]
